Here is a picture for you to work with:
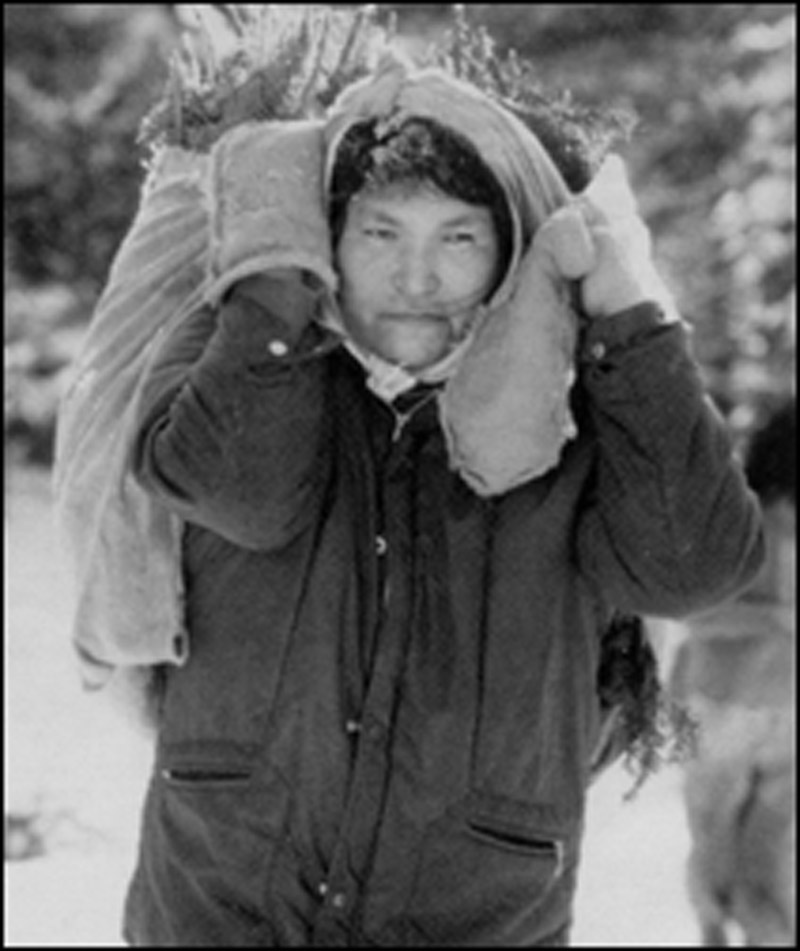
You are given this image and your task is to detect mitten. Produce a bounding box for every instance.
[204,119,338,309]
[537,156,679,321]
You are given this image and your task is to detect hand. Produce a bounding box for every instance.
[533,156,679,321]
[228,269,325,342]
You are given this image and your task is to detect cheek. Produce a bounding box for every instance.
[337,243,391,304]
[335,246,383,327]
[338,263,369,307]
[445,251,499,299]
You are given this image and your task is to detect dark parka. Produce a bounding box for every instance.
[123,275,762,947]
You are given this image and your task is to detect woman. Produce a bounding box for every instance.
[58,47,764,947]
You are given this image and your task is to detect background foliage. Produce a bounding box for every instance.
[4,3,795,463]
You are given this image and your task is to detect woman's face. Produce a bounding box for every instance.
[335,182,501,371]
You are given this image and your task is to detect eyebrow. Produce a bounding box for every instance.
[440,212,490,228]
[358,207,490,229]
[359,209,402,226]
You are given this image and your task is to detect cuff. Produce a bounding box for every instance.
[578,301,670,366]
[227,272,322,344]
[221,270,341,362]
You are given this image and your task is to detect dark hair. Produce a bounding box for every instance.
[745,398,796,507]
[328,116,514,286]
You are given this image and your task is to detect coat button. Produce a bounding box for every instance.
[268,339,289,357]
[590,341,607,360]
[345,719,362,735]
[375,535,388,556]
[331,892,347,910]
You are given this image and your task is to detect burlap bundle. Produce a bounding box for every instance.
[53,120,335,691]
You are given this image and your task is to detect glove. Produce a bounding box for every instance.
[535,155,679,322]
[204,119,338,309]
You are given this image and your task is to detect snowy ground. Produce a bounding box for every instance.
[5,465,704,947]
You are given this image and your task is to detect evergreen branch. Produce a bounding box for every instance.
[137,3,633,193]
[139,4,386,153]
[596,613,700,801]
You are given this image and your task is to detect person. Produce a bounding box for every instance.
[56,41,763,946]
[670,399,795,947]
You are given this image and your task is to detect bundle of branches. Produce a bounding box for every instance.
[138,5,388,153]
[597,613,699,799]
[424,8,635,190]
[138,5,633,190]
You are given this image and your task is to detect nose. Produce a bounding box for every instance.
[392,244,441,300]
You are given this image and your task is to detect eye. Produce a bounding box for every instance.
[363,226,398,241]
[444,231,477,246]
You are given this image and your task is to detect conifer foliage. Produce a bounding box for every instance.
[139,5,388,152]
[138,4,632,191]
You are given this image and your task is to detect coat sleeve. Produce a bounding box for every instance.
[131,272,333,551]
[574,302,764,618]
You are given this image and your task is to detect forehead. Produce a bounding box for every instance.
[348,182,494,226]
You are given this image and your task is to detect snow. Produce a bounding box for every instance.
[5,466,703,946]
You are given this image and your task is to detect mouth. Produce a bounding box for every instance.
[381,311,450,323]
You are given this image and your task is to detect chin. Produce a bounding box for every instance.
[377,333,452,372]
[385,347,448,372]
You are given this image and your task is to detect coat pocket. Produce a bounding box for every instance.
[161,766,254,786]
[465,817,565,874]
[138,741,290,944]
[404,792,577,946]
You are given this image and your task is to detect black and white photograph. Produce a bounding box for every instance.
[5,5,795,946]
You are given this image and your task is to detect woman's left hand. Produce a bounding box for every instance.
[534,156,679,321]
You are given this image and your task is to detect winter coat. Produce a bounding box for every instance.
[121,276,763,947]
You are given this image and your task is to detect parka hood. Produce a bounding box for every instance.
[324,54,573,308]
[322,54,580,495]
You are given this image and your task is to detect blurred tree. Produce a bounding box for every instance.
[4,3,177,463]
[4,4,175,296]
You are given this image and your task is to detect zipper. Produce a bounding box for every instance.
[392,409,413,442]
[390,388,440,442]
